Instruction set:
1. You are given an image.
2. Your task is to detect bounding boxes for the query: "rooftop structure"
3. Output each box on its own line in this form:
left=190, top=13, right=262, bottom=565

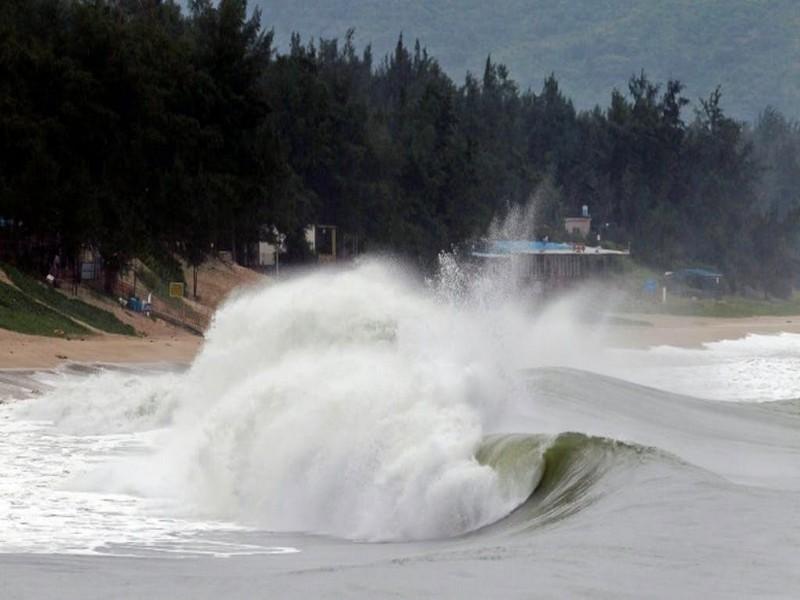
left=564, top=217, right=592, bottom=237
left=472, top=240, right=629, bottom=258
left=471, top=240, right=629, bottom=287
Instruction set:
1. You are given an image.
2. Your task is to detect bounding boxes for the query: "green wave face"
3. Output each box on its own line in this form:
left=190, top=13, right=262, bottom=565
left=476, top=434, right=549, bottom=503
left=475, top=433, right=657, bottom=535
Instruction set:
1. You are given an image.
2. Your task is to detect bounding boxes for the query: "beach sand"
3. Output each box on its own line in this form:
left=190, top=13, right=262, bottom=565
left=0, top=256, right=267, bottom=370
left=2, top=312, right=799, bottom=370
left=607, top=313, right=800, bottom=348
left=0, top=329, right=202, bottom=370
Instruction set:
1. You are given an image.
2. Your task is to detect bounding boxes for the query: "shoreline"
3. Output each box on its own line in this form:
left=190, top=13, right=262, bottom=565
left=1, top=312, right=799, bottom=371
left=607, top=313, right=800, bottom=349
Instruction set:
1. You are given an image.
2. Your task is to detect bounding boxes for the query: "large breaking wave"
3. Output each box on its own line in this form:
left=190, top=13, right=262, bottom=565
left=27, top=257, right=589, bottom=541
left=9, top=257, right=800, bottom=546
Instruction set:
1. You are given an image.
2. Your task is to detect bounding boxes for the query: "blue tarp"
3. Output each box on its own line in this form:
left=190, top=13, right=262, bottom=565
left=483, top=240, right=573, bottom=254
left=127, top=296, right=143, bottom=312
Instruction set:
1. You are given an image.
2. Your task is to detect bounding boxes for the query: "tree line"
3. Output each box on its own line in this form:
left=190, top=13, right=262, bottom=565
left=1, top=0, right=798, bottom=295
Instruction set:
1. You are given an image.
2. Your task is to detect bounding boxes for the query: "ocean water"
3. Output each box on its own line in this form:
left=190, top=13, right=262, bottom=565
left=1, top=259, right=798, bottom=599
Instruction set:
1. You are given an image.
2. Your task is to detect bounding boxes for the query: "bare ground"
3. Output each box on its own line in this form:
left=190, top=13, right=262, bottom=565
left=607, top=313, right=800, bottom=348
left=0, top=257, right=267, bottom=369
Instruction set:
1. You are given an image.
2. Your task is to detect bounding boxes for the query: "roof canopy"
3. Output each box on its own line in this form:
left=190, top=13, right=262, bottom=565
left=472, top=240, right=628, bottom=256
left=670, top=268, right=723, bottom=279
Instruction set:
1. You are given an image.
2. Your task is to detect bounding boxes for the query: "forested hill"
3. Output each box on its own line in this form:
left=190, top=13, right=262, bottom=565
left=256, top=0, right=800, bottom=122
left=2, top=0, right=799, bottom=298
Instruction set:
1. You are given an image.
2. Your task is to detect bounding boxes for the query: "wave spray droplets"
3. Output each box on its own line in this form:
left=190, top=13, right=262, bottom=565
left=5, top=253, right=800, bottom=584
left=148, top=259, right=547, bottom=540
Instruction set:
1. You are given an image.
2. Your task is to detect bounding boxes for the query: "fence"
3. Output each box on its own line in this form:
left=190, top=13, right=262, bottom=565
left=85, top=267, right=209, bottom=334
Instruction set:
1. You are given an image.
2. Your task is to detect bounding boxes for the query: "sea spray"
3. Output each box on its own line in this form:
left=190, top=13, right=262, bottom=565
left=134, top=260, right=542, bottom=540
left=14, top=256, right=612, bottom=541
left=11, top=368, right=182, bottom=435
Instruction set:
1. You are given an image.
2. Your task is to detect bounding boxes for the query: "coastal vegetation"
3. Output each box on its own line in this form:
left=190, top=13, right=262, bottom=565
left=1, top=0, right=798, bottom=301
left=256, top=0, right=800, bottom=122
left=0, top=280, right=89, bottom=337
left=657, top=296, right=800, bottom=319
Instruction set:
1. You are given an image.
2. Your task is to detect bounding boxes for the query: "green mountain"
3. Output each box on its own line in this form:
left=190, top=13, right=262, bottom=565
left=254, top=0, right=800, bottom=121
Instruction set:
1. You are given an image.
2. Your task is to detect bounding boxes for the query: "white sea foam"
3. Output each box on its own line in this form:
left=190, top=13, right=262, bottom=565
left=608, top=333, right=800, bottom=402
left=4, top=258, right=570, bottom=545
left=12, top=368, right=181, bottom=434
left=0, top=408, right=298, bottom=556
left=4, top=256, right=799, bottom=552
left=124, top=260, right=546, bottom=540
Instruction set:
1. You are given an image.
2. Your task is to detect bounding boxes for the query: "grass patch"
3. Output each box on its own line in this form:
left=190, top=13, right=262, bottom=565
left=614, top=260, right=800, bottom=318
left=631, top=294, right=800, bottom=318
left=2, top=264, right=136, bottom=335
left=0, top=281, right=88, bottom=337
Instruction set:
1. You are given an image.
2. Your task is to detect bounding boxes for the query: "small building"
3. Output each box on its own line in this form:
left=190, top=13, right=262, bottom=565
left=305, top=225, right=337, bottom=263
left=664, top=268, right=724, bottom=298
left=564, top=205, right=592, bottom=238
left=256, top=241, right=279, bottom=267
left=471, top=239, right=629, bottom=288
left=79, top=246, right=102, bottom=281
left=244, top=226, right=286, bottom=271
left=564, top=217, right=591, bottom=237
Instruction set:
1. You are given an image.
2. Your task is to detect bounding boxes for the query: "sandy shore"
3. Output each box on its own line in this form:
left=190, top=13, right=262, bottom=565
left=0, top=329, right=202, bottom=370
left=1, top=312, right=799, bottom=371
left=0, top=256, right=268, bottom=371
left=607, top=313, right=800, bottom=348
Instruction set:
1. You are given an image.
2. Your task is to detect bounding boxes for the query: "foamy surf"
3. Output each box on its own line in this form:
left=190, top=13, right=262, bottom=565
left=0, top=408, right=299, bottom=556
left=119, top=260, right=541, bottom=541
left=1, top=258, right=799, bottom=563
left=605, top=333, right=800, bottom=402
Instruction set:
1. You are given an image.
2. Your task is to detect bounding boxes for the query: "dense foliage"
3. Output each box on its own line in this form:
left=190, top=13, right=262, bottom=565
left=257, top=0, right=800, bottom=122
left=1, top=0, right=798, bottom=295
